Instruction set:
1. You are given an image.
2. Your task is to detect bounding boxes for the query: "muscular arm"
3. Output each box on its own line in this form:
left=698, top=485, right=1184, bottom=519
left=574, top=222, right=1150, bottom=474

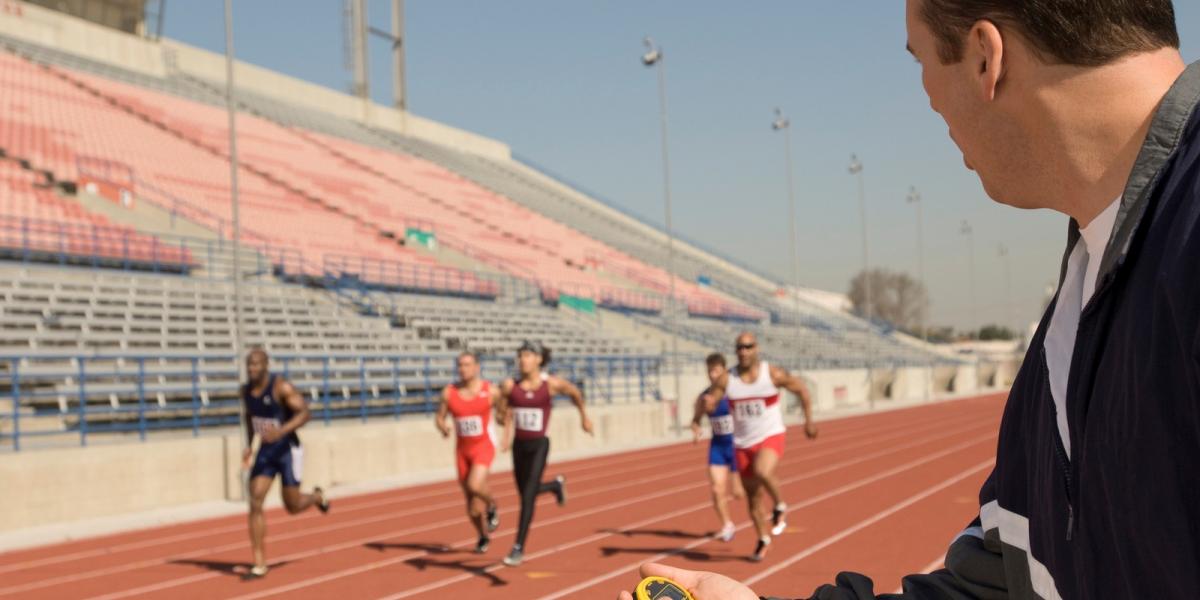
left=691, top=392, right=708, bottom=428
left=551, top=375, right=593, bottom=434
left=242, top=387, right=254, bottom=448
left=435, top=387, right=452, bottom=438
left=771, top=365, right=815, bottom=434
left=498, top=379, right=515, bottom=448
left=273, top=379, right=310, bottom=438
left=705, top=371, right=729, bottom=404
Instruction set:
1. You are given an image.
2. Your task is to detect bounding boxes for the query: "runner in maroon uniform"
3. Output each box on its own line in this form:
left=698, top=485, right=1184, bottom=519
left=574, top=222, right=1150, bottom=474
left=498, top=341, right=593, bottom=567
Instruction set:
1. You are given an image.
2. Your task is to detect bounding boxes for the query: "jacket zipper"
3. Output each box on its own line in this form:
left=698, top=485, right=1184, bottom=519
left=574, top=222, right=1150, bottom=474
left=1042, top=354, right=1076, bottom=541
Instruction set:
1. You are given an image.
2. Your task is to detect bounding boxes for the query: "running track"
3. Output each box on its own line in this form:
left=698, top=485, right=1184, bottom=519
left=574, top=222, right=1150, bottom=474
left=0, top=393, right=1006, bottom=599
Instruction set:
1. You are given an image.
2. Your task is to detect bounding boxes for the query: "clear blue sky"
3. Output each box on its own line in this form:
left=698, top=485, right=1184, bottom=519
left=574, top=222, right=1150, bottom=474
left=163, top=1, right=1200, bottom=331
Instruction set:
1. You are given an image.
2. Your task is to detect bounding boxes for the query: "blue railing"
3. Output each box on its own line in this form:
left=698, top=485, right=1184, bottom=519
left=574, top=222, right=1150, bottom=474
left=0, top=215, right=196, bottom=273
left=0, top=353, right=663, bottom=452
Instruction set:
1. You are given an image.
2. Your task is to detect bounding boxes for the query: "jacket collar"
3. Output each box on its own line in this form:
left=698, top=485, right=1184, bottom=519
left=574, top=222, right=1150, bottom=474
left=1057, top=60, right=1200, bottom=286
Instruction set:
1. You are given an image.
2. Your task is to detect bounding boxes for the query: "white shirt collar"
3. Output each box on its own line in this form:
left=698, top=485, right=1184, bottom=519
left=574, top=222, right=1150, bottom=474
left=1078, top=197, right=1121, bottom=310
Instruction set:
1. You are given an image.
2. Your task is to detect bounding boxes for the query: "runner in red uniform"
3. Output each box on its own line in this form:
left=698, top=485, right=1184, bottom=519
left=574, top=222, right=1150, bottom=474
left=436, top=351, right=508, bottom=554
left=498, top=340, right=594, bottom=567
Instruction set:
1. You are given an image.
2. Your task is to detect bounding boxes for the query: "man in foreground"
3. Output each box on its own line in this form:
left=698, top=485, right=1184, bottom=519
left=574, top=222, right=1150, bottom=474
left=621, top=0, right=1199, bottom=597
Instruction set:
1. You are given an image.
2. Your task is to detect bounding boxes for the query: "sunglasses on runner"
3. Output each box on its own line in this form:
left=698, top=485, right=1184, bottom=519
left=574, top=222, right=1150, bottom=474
left=736, top=343, right=756, bottom=351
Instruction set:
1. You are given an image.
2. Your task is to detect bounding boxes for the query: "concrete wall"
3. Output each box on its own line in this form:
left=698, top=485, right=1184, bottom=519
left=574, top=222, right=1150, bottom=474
left=0, top=401, right=669, bottom=532
left=890, top=366, right=934, bottom=402
left=0, top=435, right=229, bottom=532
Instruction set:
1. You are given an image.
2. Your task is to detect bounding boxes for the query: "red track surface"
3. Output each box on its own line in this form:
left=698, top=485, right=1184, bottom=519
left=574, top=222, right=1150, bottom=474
left=0, top=393, right=1006, bottom=599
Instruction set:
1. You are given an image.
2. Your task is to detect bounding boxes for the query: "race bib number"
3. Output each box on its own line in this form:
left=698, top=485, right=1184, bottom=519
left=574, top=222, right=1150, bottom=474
left=455, top=416, right=484, bottom=438
left=513, top=407, right=544, bottom=432
left=710, top=415, right=734, bottom=436
left=250, top=416, right=281, bottom=435
left=733, top=399, right=766, bottom=421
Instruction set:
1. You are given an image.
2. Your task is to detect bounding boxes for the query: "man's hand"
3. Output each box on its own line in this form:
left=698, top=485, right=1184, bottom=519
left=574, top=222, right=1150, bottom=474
left=691, top=422, right=702, bottom=444
left=241, top=447, right=253, bottom=471
left=437, top=422, right=451, bottom=439
left=616, top=563, right=758, bottom=600
left=805, top=421, right=818, bottom=440
left=260, top=425, right=284, bottom=445
left=582, top=415, right=595, bottom=436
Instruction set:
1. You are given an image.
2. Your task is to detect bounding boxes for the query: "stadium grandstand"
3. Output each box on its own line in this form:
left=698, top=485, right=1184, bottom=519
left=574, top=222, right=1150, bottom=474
left=0, top=0, right=992, bottom=454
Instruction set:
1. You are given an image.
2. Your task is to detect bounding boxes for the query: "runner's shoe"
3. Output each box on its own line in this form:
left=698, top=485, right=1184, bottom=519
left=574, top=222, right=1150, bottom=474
left=771, top=503, right=787, bottom=536
left=486, top=504, right=500, bottom=533
left=503, top=545, right=524, bottom=567
left=475, top=536, right=490, bottom=554
left=554, top=475, right=567, bottom=506
left=718, top=521, right=736, bottom=542
left=315, top=487, right=331, bottom=514
left=751, top=536, right=771, bottom=562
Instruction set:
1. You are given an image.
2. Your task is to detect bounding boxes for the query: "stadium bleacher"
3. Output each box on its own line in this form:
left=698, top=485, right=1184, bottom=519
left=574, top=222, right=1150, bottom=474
left=0, top=27, right=959, bottom=448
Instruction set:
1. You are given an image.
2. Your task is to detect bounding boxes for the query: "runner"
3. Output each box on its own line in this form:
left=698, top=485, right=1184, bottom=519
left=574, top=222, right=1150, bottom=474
left=690, top=353, right=745, bottom=542
left=241, top=347, right=330, bottom=579
left=705, top=332, right=817, bottom=561
left=499, top=340, right=594, bottom=567
left=435, top=351, right=507, bottom=554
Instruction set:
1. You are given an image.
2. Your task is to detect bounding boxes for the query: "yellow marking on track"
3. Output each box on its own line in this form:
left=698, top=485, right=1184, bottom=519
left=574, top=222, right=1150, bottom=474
left=526, top=571, right=558, bottom=579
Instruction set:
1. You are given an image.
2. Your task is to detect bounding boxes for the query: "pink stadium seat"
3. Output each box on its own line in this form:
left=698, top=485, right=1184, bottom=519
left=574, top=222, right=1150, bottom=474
left=0, top=50, right=758, bottom=314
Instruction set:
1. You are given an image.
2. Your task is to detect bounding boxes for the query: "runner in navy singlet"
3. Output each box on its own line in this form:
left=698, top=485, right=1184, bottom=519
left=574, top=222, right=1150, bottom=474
left=498, top=340, right=593, bottom=567
left=241, top=348, right=330, bottom=578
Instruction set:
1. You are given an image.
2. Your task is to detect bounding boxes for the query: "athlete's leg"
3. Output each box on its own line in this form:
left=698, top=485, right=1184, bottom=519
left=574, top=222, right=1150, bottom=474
left=741, top=472, right=769, bottom=540
left=533, top=438, right=563, bottom=501
left=754, top=444, right=788, bottom=535
left=708, top=465, right=733, bottom=526
left=280, top=485, right=321, bottom=515
left=248, top=475, right=273, bottom=570
left=464, top=464, right=491, bottom=538
left=729, top=465, right=746, bottom=501
left=512, top=439, right=540, bottom=549
left=754, top=447, right=785, bottom=507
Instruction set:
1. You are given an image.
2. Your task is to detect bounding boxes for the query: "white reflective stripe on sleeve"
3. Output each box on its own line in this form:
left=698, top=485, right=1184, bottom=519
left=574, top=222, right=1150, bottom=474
left=290, top=445, right=304, bottom=484
left=980, top=500, right=1062, bottom=600
left=954, top=525, right=984, bottom=542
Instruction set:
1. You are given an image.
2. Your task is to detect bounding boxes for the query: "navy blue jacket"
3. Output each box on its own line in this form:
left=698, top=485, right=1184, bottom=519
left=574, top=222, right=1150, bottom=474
left=790, top=61, right=1200, bottom=600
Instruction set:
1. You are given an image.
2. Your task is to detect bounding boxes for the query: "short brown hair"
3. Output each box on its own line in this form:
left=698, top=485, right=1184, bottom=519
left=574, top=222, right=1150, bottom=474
left=920, top=0, right=1179, bottom=66
left=705, top=353, right=726, bottom=368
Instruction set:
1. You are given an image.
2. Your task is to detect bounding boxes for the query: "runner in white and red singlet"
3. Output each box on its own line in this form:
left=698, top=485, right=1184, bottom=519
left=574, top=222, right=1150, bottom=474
left=706, top=331, right=817, bottom=561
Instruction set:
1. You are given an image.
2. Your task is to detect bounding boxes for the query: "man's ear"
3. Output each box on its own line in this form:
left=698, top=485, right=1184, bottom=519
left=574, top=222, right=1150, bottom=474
left=966, top=19, right=1005, bottom=101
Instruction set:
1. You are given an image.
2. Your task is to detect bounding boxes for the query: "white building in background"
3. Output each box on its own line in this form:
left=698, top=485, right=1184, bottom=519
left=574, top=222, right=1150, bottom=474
left=777, top=286, right=853, bottom=314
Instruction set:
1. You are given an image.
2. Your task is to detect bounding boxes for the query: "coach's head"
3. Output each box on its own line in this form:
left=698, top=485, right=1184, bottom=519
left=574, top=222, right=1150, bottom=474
left=906, top=0, right=1182, bottom=222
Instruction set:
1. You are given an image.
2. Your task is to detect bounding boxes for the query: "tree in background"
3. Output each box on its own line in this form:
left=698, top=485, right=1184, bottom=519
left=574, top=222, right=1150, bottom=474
left=847, top=269, right=929, bottom=335
left=977, top=324, right=1017, bottom=341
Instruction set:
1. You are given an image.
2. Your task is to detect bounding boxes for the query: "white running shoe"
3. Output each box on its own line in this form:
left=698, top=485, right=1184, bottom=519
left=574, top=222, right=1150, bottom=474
left=718, top=521, right=736, bottom=542
left=771, top=503, right=788, bottom=536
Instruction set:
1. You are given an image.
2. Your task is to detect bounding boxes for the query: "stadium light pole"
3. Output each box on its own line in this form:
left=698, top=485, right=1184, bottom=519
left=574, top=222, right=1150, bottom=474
left=224, top=0, right=248, bottom=473
left=998, top=243, right=1012, bottom=335
left=641, top=37, right=681, bottom=434
left=848, top=154, right=874, bottom=409
left=961, top=220, right=977, bottom=336
left=772, top=108, right=804, bottom=371
left=906, top=186, right=927, bottom=343
left=907, top=186, right=931, bottom=401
